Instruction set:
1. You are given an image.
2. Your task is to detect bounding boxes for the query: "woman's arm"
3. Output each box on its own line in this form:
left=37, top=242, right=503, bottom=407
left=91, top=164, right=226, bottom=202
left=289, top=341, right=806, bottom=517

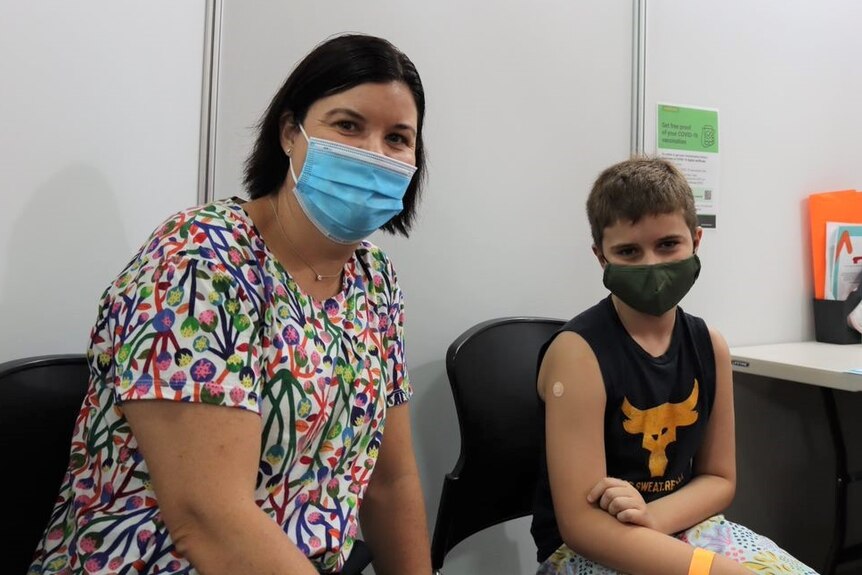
left=359, top=403, right=431, bottom=575
left=543, top=332, right=750, bottom=575
left=123, top=400, right=320, bottom=575
left=643, top=327, right=737, bottom=534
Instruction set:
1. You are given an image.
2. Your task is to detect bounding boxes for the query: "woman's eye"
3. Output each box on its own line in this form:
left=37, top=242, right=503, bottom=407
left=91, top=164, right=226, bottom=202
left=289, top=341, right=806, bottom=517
left=386, top=133, right=410, bottom=146
left=335, top=120, right=357, bottom=131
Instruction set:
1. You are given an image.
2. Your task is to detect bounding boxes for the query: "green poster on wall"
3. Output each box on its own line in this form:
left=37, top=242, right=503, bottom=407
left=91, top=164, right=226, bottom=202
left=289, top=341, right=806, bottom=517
left=656, top=104, right=720, bottom=228
left=657, top=105, right=719, bottom=153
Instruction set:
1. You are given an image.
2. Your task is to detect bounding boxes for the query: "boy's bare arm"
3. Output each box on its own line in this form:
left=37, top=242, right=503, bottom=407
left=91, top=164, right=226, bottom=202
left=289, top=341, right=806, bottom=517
left=543, top=333, right=750, bottom=575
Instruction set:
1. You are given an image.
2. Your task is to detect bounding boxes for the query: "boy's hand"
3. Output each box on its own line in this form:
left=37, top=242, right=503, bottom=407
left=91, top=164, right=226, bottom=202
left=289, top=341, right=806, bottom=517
left=587, top=477, right=656, bottom=530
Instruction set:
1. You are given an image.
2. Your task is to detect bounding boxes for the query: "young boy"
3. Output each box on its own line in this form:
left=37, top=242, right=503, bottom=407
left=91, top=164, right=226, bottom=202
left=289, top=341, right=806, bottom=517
left=531, top=158, right=818, bottom=575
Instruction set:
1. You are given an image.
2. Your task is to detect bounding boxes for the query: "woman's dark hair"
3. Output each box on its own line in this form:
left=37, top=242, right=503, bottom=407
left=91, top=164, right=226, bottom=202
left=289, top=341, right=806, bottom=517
left=244, top=33, right=426, bottom=237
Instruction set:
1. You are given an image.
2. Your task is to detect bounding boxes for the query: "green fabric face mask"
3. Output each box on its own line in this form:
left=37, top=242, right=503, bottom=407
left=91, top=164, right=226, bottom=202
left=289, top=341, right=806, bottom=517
left=602, top=254, right=701, bottom=316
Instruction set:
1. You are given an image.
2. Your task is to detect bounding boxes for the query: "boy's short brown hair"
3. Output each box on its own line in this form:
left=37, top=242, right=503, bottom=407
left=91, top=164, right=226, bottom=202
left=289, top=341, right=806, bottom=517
left=586, top=156, right=698, bottom=250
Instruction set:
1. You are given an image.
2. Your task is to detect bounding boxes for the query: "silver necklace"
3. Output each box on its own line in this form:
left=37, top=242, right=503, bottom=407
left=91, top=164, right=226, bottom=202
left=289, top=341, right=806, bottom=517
left=268, top=195, right=341, bottom=282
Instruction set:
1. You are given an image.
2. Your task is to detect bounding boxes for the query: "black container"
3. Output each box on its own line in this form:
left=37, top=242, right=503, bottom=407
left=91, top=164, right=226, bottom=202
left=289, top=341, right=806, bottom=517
left=813, top=292, right=862, bottom=344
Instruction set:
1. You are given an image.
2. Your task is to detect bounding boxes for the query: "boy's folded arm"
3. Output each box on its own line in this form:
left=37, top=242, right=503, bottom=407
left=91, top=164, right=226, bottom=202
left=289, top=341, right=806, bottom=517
left=645, top=325, right=739, bottom=534
left=542, top=333, right=750, bottom=575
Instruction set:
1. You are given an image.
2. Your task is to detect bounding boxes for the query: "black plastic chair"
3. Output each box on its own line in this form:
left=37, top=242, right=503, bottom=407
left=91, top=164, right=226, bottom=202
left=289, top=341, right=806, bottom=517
left=0, top=354, right=372, bottom=574
left=0, top=354, right=90, bottom=575
left=341, top=539, right=372, bottom=575
left=431, top=317, right=565, bottom=572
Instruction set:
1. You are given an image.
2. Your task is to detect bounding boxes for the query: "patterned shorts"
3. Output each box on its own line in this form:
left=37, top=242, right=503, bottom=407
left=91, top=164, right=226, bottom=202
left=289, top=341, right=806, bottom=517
left=537, top=515, right=820, bottom=575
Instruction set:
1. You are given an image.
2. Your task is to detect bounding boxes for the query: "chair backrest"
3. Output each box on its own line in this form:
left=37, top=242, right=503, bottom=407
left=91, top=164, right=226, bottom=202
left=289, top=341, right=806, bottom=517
left=431, top=317, right=564, bottom=570
left=0, top=354, right=89, bottom=574
left=0, top=354, right=379, bottom=575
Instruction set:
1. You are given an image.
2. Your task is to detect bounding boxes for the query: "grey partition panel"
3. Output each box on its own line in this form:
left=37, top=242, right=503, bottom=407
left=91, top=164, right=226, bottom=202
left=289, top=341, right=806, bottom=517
left=645, top=2, right=862, bottom=571
left=644, top=0, right=862, bottom=346
left=0, top=1, right=206, bottom=362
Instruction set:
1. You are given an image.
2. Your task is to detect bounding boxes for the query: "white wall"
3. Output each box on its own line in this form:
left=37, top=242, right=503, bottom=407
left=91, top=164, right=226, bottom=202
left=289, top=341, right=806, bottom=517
left=10, top=1, right=859, bottom=572
left=642, top=3, right=862, bottom=570
left=213, top=1, right=633, bottom=573
left=0, top=1, right=206, bottom=362
left=644, top=0, right=862, bottom=347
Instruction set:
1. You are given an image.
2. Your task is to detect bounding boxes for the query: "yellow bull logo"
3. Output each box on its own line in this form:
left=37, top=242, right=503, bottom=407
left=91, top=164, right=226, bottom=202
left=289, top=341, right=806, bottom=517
left=621, top=380, right=699, bottom=477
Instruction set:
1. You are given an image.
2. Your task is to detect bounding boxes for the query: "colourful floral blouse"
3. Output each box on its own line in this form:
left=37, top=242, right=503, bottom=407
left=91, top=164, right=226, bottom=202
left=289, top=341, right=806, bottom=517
left=29, top=198, right=411, bottom=574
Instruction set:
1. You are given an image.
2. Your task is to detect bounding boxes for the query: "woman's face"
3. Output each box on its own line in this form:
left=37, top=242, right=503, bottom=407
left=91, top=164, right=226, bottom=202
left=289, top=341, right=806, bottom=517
left=282, top=81, right=419, bottom=178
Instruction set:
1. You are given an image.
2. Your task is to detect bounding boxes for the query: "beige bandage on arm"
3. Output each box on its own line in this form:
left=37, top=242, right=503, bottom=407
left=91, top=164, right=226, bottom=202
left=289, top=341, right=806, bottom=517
left=552, top=381, right=565, bottom=397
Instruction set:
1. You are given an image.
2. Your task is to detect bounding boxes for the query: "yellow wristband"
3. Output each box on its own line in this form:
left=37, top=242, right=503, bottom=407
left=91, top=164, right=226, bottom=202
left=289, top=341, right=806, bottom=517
left=688, top=548, right=716, bottom=575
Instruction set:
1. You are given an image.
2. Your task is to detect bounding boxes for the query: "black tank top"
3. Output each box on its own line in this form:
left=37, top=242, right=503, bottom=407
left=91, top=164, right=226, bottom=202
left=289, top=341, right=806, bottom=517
left=531, top=296, right=716, bottom=562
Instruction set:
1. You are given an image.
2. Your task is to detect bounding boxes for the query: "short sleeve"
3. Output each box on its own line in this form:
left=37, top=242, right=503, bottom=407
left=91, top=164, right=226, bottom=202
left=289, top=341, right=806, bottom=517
left=106, top=253, right=264, bottom=412
left=383, top=270, right=411, bottom=407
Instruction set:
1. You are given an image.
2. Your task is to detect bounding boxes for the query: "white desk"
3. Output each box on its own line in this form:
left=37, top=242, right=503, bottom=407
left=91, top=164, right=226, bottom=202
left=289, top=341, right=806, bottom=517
left=730, top=341, right=862, bottom=393
left=730, top=341, right=862, bottom=573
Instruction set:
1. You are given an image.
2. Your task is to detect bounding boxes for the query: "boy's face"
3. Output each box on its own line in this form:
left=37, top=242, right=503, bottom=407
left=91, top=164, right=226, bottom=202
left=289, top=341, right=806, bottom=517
left=595, top=210, right=702, bottom=266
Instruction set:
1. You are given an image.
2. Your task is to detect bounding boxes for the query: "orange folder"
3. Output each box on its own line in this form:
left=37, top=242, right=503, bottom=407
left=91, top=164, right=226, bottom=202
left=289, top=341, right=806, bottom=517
left=809, top=189, right=862, bottom=299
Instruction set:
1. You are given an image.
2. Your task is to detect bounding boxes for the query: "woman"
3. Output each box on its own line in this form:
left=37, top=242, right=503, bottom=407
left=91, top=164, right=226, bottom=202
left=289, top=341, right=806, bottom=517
left=30, top=33, right=432, bottom=575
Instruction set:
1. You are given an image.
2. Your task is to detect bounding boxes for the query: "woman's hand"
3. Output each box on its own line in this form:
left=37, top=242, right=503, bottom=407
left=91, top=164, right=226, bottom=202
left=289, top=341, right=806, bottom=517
left=587, top=477, right=656, bottom=529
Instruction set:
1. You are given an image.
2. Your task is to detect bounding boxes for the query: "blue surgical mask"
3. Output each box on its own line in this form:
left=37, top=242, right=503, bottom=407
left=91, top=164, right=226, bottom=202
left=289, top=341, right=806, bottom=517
left=289, top=124, right=417, bottom=244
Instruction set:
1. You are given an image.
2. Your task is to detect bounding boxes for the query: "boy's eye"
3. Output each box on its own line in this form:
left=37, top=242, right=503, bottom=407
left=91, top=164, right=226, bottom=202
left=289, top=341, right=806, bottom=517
left=658, top=239, right=681, bottom=250
left=617, top=247, right=638, bottom=257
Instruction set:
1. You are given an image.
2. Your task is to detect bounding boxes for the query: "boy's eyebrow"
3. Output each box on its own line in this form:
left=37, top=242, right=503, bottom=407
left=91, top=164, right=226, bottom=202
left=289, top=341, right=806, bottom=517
left=608, top=234, right=685, bottom=250
left=657, top=234, right=686, bottom=242
left=608, top=241, right=638, bottom=251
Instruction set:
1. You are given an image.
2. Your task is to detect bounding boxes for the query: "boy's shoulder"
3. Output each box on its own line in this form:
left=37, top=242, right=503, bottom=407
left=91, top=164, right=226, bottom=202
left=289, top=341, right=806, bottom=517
left=564, top=297, right=615, bottom=334
left=676, top=305, right=713, bottom=335
left=540, top=298, right=615, bottom=362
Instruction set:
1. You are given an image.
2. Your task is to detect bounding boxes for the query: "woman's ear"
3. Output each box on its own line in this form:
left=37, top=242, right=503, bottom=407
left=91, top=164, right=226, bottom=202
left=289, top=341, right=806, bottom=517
left=279, top=112, right=297, bottom=156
